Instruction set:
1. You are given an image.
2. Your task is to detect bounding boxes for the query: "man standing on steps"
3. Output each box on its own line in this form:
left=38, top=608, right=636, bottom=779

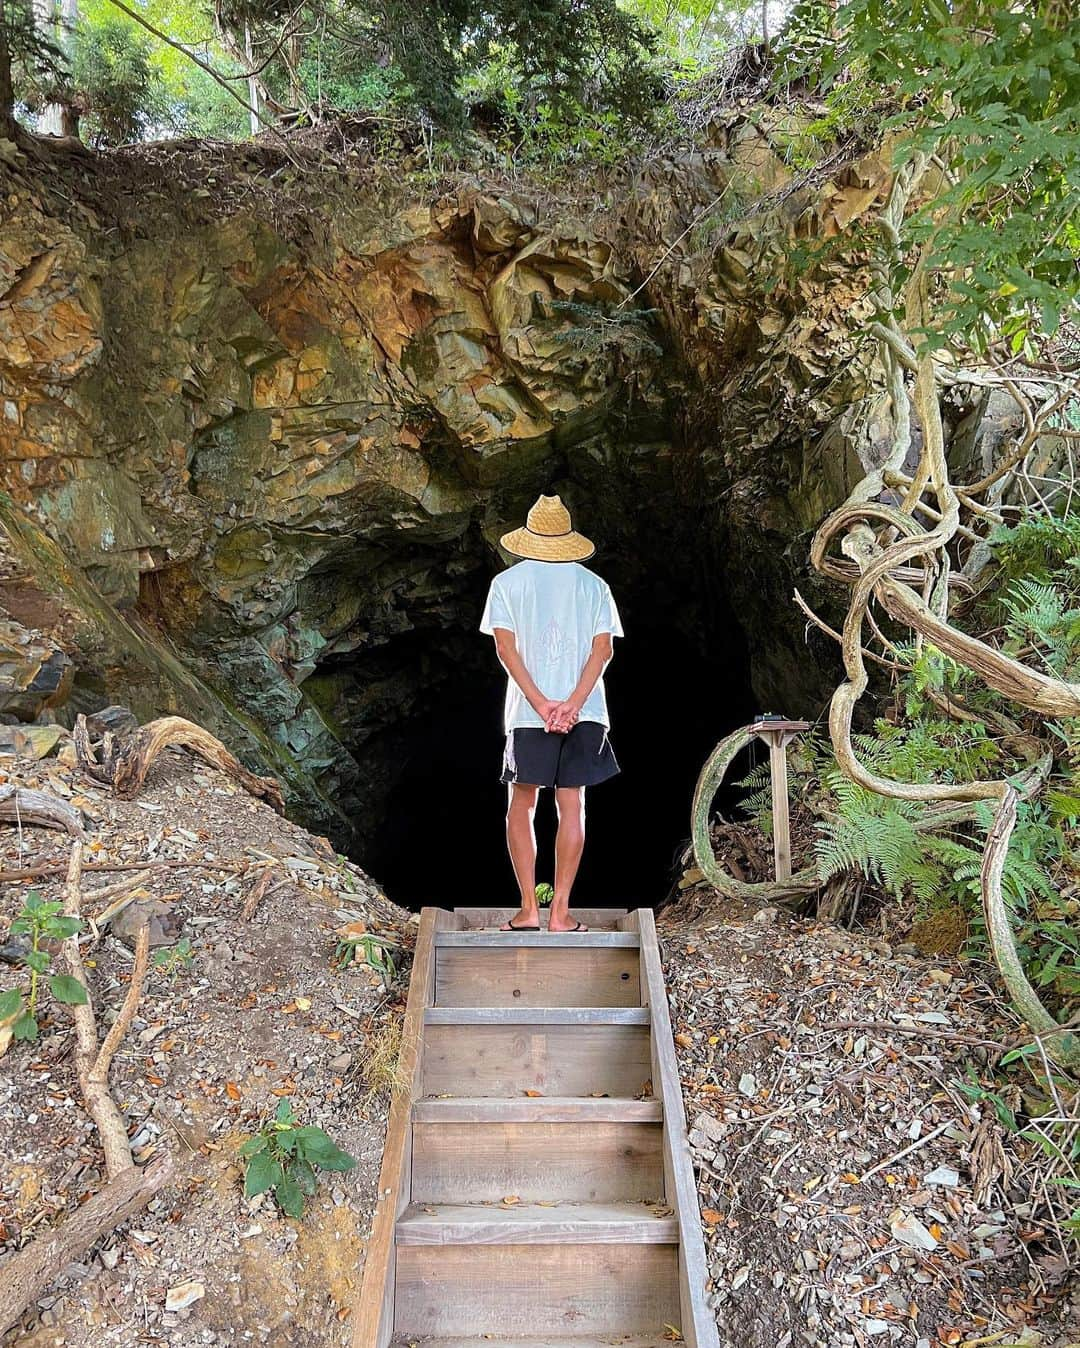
left=480, top=495, right=622, bottom=934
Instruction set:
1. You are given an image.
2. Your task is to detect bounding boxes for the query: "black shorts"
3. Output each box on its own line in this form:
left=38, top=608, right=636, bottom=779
left=501, top=722, right=620, bottom=789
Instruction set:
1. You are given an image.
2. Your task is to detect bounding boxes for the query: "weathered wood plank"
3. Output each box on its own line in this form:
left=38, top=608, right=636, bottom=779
left=412, top=1096, right=663, bottom=1123
left=435, top=945, right=641, bottom=1007
left=637, top=907, right=720, bottom=1348
left=350, top=906, right=439, bottom=1348
left=390, top=1338, right=667, bottom=1348
left=452, top=907, right=627, bottom=930
left=435, top=931, right=640, bottom=948
left=394, top=1243, right=679, bottom=1337
left=412, top=1119, right=664, bottom=1202
left=424, top=1007, right=650, bottom=1026
left=396, top=1200, right=679, bottom=1245
left=422, top=1023, right=653, bottom=1098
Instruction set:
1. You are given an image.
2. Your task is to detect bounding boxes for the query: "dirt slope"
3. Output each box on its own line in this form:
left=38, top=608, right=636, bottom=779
left=661, top=901, right=1079, bottom=1348
left=0, top=745, right=411, bottom=1348
left=1, top=737, right=1076, bottom=1348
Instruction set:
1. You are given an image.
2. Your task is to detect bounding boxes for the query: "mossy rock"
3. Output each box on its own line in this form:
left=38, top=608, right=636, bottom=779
left=907, top=907, right=969, bottom=957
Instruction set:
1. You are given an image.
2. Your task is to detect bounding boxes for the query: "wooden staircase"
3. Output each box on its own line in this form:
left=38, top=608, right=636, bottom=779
left=352, top=907, right=719, bottom=1348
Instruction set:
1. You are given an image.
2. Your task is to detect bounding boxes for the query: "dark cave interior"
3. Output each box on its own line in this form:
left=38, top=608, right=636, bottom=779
left=359, top=507, right=761, bottom=913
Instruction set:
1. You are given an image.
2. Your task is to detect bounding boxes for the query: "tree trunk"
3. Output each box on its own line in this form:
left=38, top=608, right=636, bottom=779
left=35, top=0, right=79, bottom=139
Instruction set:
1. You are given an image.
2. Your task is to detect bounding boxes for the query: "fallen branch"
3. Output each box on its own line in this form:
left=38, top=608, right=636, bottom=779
left=0, top=1155, right=173, bottom=1338
left=241, top=865, right=275, bottom=922
left=0, top=858, right=244, bottom=883
left=0, top=787, right=84, bottom=837
left=59, top=840, right=145, bottom=1180
left=828, top=1019, right=1012, bottom=1052
left=858, top=1119, right=954, bottom=1183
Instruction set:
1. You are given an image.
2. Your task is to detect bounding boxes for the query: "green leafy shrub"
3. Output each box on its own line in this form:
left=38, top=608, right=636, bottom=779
left=152, top=938, right=194, bottom=981
left=1, top=891, right=88, bottom=1044
left=535, top=882, right=554, bottom=907
left=72, top=14, right=163, bottom=145
left=333, top=931, right=399, bottom=986
left=240, top=1099, right=357, bottom=1218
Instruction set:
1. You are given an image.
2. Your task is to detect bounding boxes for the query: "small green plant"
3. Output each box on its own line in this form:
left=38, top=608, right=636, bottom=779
left=535, top=883, right=554, bottom=908
left=152, top=938, right=194, bottom=981
left=239, top=1099, right=357, bottom=1218
left=0, top=891, right=88, bottom=1044
left=333, top=932, right=399, bottom=986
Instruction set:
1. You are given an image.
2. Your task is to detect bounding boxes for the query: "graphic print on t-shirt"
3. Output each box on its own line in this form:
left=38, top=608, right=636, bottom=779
left=538, top=616, right=566, bottom=666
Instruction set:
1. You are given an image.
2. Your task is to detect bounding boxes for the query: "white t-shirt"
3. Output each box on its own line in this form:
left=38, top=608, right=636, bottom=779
left=480, top=560, right=623, bottom=732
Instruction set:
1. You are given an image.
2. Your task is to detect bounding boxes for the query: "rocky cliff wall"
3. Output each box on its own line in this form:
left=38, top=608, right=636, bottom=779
left=0, top=113, right=952, bottom=851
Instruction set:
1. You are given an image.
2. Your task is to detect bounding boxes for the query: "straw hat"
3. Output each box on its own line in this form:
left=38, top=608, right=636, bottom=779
left=499, top=495, right=595, bottom=563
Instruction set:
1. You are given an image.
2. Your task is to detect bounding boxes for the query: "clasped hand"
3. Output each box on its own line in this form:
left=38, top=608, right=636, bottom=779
left=538, top=698, right=580, bottom=734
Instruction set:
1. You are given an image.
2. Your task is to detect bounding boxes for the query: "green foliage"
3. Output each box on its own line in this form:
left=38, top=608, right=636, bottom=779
left=152, top=937, right=194, bottom=980
left=3, top=890, right=87, bottom=1046
left=990, top=514, right=1080, bottom=588
left=957, top=1053, right=1080, bottom=1243
left=72, top=14, right=160, bottom=145
left=333, top=930, right=398, bottom=985
left=239, top=1098, right=356, bottom=1218
left=548, top=300, right=662, bottom=361
left=535, top=882, right=554, bottom=907
left=775, top=0, right=1080, bottom=348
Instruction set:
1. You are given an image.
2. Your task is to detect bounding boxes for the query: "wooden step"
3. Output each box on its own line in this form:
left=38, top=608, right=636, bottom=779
left=391, top=1337, right=668, bottom=1347
left=397, top=1200, right=678, bottom=1245
left=394, top=1243, right=679, bottom=1337
left=412, top=1114, right=664, bottom=1203
left=435, top=931, right=640, bottom=948
left=422, top=1021, right=653, bottom=1099
left=413, top=1096, right=663, bottom=1123
left=453, top=907, right=628, bottom=930
left=435, top=943, right=641, bottom=1007
left=425, top=1008, right=649, bottom=1026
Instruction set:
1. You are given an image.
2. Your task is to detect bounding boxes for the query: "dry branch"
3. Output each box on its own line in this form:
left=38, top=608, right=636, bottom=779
left=0, top=1155, right=173, bottom=1337
left=59, top=840, right=144, bottom=1180
left=241, top=865, right=274, bottom=922
left=0, top=858, right=243, bottom=884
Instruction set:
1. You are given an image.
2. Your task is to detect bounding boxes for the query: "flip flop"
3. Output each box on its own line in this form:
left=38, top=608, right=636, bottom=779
left=549, top=921, right=587, bottom=932
left=501, top=918, right=541, bottom=931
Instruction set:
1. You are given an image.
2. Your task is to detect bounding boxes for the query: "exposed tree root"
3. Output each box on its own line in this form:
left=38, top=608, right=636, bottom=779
left=0, top=786, right=84, bottom=836
left=806, top=248, right=1080, bottom=1067
left=691, top=724, right=821, bottom=903
left=76, top=713, right=285, bottom=813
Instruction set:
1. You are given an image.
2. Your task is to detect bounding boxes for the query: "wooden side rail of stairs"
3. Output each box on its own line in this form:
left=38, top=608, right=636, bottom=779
left=351, top=906, right=719, bottom=1348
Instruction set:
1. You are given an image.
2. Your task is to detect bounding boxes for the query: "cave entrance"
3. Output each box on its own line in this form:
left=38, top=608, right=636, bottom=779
left=361, top=527, right=758, bottom=913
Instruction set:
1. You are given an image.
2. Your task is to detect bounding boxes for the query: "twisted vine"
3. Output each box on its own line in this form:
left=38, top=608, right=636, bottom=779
left=692, top=156, right=1079, bottom=1067
left=808, top=258, right=1079, bottom=1067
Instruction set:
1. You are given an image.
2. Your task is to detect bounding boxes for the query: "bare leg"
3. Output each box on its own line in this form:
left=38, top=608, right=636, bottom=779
left=549, top=786, right=587, bottom=933
left=502, top=783, right=540, bottom=929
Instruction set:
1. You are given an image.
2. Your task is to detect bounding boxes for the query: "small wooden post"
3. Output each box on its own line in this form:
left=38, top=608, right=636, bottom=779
left=748, top=717, right=811, bottom=884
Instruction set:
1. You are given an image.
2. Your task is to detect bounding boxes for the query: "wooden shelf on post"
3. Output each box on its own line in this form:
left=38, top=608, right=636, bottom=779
left=747, top=717, right=811, bottom=884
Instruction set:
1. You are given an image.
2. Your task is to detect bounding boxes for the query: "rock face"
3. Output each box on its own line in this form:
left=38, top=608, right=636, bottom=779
left=0, top=113, right=941, bottom=851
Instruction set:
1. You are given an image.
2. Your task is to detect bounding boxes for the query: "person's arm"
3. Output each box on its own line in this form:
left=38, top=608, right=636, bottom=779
left=492, top=628, right=561, bottom=725
left=548, top=632, right=614, bottom=732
